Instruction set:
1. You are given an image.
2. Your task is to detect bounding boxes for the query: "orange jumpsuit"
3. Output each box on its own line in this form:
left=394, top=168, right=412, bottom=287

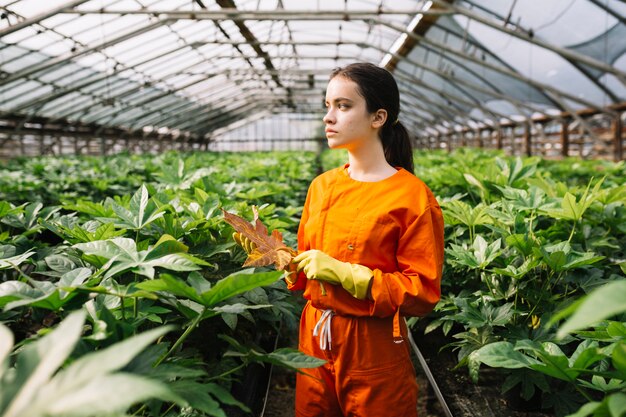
left=287, top=164, right=444, bottom=417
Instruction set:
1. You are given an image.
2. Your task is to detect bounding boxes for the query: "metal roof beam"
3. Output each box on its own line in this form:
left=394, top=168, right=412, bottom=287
left=60, top=8, right=448, bottom=19
left=375, top=17, right=617, bottom=115
left=0, top=20, right=167, bottom=87
left=432, top=0, right=626, bottom=84
left=0, top=0, right=90, bottom=38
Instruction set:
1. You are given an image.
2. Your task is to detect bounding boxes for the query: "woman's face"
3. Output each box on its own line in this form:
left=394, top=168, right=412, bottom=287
left=323, top=76, right=379, bottom=150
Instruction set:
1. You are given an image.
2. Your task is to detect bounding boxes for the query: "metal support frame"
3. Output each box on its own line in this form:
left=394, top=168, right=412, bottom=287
left=431, top=0, right=626, bottom=84
left=561, top=119, right=570, bottom=158
left=615, top=113, right=623, bottom=162
left=0, top=0, right=90, bottom=37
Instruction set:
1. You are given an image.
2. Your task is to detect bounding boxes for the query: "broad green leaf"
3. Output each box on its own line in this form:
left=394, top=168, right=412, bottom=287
left=204, top=382, right=249, bottom=411
left=558, top=280, right=626, bottom=338
left=31, top=374, right=183, bottom=417
left=565, top=401, right=602, bottom=417
left=442, top=200, right=493, bottom=228
left=144, top=253, right=205, bottom=272
left=201, top=270, right=282, bottom=307
left=569, top=341, right=604, bottom=371
left=44, top=255, right=76, bottom=273
left=0, top=250, right=35, bottom=270
left=471, top=341, right=540, bottom=369
left=137, top=274, right=203, bottom=303
left=211, top=303, right=272, bottom=314
left=0, top=323, right=13, bottom=379
left=38, top=325, right=173, bottom=402
left=170, top=380, right=226, bottom=417
left=130, top=184, right=150, bottom=228
left=608, top=393, right=626, bottom=417
left=264, top=348, right=327, bottom=369
left=542, top=178, right=603, bottom=222
left=59, top=268, right=93, bottom=292
left=3, top=311, right=86, bottom=417
left=74, top=240, right=120, bottom=259
left=0, top=281, right=40, bottom=307
left=613, top=343, right=626, bottom=378
left=146, top=234, right=188, bottom=260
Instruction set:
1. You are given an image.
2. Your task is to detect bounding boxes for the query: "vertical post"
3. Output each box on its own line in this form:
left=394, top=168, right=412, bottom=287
left=476, top=128, right=483, bottom=148
left=496, top=126, right=502, bottom=150
left=561, top=119, right=569, bottom=158
left=524, top=122, right=532, bottom=157
left=614, top=113, right=623, bottom=162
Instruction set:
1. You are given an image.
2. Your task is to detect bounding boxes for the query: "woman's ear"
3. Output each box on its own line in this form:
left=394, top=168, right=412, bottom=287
left=371, top=109, right=388, bottom=129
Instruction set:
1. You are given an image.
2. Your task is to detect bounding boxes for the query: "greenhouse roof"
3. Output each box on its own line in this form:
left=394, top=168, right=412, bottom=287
left=1, top=0, right=625, bottom=142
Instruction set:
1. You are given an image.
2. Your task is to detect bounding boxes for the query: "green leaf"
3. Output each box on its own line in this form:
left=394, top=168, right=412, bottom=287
left=558, top=280, right=626, bottom=338
left=264, top=348, right=327, bottom=369
left=3, top=311, right=86, bottom=417
left=201, top=270, right=282, bottom=307
left=565, top=401, right=602, bottom=417
left=608, top=393, right=626, bottom=417
left=170, top=380, right=226, bottom=417
left=612, top=343, right=626, bottom=379
left=35, top=374, right=183, bottom=417
left=470, top=341, right=540, bottom=369
left=0, top=323, right=13, bottom=379
left=212, top=303, right=272, bottom=314
left=0, top=250, right=35, bottom=270
left=137, top=274, right=203, bottom=304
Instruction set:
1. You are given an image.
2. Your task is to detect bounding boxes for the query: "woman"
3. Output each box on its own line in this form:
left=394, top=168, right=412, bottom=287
left=288, top=62, right=445, bottom=417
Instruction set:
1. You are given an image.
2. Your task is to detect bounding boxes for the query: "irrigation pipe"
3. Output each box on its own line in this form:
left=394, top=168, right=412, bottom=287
left=259, top=322, right=282, bottom=417
left=406, top=319, right=455, bottom=417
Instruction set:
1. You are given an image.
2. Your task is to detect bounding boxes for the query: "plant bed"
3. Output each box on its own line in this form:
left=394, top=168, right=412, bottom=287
left=412, top=321, right=554, bottom=417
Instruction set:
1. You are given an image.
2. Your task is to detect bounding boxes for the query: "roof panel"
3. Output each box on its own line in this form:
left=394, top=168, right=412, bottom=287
left=0, top=0, right=623, bottom=140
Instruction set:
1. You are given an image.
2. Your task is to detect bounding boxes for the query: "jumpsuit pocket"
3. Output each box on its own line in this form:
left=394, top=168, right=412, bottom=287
left=343, top=361, right=418, bottom=417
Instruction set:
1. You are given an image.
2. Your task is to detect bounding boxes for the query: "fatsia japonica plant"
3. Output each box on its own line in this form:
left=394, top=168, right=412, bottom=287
left=412, top=150, right=626, bottom=416
left=0, top=151, right=323, bottom=416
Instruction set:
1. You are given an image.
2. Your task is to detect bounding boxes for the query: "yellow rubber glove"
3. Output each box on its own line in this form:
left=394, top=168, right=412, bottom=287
left=293, top=249, right=373, bottom=300
left=232, top=232, right=257, bottom=254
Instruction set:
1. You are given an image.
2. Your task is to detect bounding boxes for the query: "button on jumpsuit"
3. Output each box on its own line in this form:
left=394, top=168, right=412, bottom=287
left=287, top=165, right=444, bottom=417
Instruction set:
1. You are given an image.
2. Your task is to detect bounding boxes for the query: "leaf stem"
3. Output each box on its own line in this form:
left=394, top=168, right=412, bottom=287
left=207, top=362, right=247, bottom=381
left=155, top=307, right=206, bottom=367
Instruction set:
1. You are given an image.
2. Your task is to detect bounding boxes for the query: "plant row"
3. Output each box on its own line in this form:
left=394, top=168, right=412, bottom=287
left=416, top=149, right=625, bottom=417
left=0, top=151, right=322, bottom=417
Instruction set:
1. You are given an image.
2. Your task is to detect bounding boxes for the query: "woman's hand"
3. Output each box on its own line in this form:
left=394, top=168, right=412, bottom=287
left=293, top=250, right=373, bottom=300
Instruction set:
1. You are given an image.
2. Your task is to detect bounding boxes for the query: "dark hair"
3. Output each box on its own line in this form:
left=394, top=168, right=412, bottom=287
left=330, top=62, right=414, bottom=174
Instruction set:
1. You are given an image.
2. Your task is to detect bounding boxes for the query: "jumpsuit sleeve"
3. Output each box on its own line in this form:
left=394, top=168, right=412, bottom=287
left=286, top=185, right=312, bottom=291
left=368, top=200, right=444, bottom=318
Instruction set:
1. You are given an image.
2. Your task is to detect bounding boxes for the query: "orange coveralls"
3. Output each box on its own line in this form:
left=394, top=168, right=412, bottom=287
left=287, top=164, right=444, bottom=417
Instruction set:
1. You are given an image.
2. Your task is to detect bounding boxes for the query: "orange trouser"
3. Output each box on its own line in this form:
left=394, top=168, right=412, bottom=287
left=295, top=303, right=419, bottom=417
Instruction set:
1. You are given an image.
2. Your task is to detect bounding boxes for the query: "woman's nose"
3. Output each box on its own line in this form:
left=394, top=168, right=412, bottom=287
left=323, top=110, right=334, bottom=124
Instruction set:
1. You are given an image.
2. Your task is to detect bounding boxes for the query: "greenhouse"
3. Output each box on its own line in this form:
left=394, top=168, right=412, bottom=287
left=1, top=1, right=625, bottom=417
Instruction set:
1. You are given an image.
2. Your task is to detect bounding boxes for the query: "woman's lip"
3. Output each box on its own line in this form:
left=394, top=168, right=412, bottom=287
left=325, top=129, right=337, bottom=133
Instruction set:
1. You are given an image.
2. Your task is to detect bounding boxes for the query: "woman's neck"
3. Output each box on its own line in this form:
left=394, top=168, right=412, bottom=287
left=347, top=143, right=397, bottom=182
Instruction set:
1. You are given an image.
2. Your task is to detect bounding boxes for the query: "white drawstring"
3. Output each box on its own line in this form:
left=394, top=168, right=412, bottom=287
left=313, top=309, right=335, bottom=350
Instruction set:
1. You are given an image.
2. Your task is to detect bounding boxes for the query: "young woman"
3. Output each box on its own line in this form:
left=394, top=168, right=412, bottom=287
left=287, top=62, right=445, bottom=417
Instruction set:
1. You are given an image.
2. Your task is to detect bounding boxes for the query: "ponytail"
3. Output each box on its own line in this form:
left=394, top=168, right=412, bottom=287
left=382, top=120, right=414, bottom=174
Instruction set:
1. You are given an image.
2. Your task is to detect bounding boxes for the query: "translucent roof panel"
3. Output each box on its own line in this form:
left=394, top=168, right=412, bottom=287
left=0, top=0, right=624, bottom=141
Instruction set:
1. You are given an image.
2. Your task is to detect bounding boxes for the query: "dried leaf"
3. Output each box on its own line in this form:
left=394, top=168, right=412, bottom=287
left=222, top=207, right=296, bottom=271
